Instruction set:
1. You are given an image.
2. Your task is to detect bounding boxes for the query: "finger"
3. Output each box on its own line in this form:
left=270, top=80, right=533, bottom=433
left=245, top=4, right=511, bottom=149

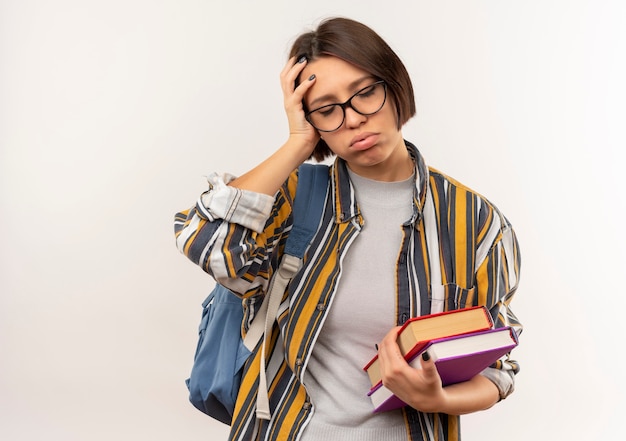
left=379, top=326, right=401, bottom=350
left=279, top=56, right=299, bottom=85
left=280, top=56, right=309, bottom=95
left=280, top=56, right=297, bottom=77
left=378, top=326, right=405, bottom=367
left=283, top=75, right=316, bottom=122
left=419, top=350, right=441, bottom=383
left=292, top=72, right=316, bottom=103
left=381, top=326, right=402, bottom=347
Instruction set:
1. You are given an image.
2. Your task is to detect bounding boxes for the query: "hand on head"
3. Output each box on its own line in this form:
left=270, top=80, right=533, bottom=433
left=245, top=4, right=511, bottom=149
left=280, top=56, right=319, bottom=157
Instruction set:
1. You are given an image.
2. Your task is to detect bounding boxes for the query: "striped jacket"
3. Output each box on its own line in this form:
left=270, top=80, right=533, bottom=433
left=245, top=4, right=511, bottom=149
left=174, top=141, right=522, bottom=441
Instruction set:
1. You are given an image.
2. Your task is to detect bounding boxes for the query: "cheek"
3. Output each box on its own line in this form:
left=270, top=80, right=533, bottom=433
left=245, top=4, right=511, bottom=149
left=371, top=102, right=399, bottom=132
left=318, top=133, right=345, bottom=154
left=319, top=132, right=335, bottom=145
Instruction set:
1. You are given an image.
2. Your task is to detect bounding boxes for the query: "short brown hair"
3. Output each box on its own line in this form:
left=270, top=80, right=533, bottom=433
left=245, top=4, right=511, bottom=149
left=289, top=17, right=416, bottom=161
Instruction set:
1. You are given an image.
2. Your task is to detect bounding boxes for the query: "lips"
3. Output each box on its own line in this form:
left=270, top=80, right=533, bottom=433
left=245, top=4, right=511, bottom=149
left=350, top=132, right=379, bottom=150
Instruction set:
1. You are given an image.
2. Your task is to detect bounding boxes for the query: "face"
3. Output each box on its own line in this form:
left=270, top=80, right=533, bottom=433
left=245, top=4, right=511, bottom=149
left=302, top=56, right=411, bottom=181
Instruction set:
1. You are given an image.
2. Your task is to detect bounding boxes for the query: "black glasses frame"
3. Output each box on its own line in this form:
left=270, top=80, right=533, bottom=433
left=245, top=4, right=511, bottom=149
left=305, top=80, right=387, bottom=132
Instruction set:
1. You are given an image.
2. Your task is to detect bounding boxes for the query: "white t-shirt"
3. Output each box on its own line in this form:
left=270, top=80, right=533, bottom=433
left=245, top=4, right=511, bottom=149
left=301, top=169, right=415, bottom=441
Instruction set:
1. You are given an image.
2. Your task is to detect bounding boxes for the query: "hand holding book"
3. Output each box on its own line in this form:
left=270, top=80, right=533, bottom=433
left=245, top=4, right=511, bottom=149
left=363, top=306, right=494, bottom=387
left=376, top=347, right=512, bottom=415
left=365, top=307, right=519, bottom=413
left=374, top=330, right=450, bottom=414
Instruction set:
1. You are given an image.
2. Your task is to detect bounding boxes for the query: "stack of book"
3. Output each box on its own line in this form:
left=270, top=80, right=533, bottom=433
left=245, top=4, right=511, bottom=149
left=363, top=306, right=518, bottom=412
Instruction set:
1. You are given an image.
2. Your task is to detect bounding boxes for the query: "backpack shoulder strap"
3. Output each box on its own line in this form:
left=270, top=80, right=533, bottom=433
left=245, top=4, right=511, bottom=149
left=244, top=163, right=329, bottom=350
left=245, top=163, right=329, bottom=420
left=284, top=163, right=329, bottom=258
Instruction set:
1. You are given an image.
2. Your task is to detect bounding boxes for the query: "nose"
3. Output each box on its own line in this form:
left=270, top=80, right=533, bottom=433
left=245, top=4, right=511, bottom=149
left=343, top=105, right=367, bottom=129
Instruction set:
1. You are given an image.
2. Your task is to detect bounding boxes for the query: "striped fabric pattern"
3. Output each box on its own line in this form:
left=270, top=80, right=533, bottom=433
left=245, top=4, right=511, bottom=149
left=174, top=141, right=522, bottom=441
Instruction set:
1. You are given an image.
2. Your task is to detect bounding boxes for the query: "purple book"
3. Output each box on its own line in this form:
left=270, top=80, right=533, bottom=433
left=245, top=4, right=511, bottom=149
left=368, top=326, right=519, bottom=413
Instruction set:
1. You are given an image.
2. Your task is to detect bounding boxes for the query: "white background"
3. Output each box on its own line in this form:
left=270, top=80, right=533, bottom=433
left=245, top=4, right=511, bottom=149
left=1, top=1, right=624, bottom=440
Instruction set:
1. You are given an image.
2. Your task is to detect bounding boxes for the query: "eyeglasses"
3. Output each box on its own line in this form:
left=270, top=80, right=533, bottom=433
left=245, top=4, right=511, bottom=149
left=305, top=80, right=387, bottom=132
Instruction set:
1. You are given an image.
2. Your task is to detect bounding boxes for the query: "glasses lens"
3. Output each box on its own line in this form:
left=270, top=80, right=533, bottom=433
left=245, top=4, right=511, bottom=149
left=307, top=81, right=386, bottom=132
left=307, top=104, right=344, bottom=132
left=350, top=82, right=386, bottom=115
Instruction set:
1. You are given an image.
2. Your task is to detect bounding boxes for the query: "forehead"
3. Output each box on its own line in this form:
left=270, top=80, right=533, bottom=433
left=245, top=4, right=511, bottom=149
left=302, top=56, right=373, bottom=103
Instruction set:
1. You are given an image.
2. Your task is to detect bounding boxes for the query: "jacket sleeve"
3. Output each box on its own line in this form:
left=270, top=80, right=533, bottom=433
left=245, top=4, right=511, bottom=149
left=173, top=171, right=297, bottom=298
left=475, top=208, right=522, bottom=400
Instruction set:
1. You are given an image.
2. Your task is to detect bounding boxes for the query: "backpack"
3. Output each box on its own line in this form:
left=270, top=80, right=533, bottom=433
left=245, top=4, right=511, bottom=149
left=186, top=163, right=329, bottom=424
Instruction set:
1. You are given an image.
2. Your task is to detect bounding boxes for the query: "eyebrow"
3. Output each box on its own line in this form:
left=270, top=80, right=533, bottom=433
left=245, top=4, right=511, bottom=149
left=308, top=75, right=376, bottom=109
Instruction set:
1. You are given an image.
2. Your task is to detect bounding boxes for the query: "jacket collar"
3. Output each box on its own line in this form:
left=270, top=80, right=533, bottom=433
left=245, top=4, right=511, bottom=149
left=330, top=140, right=429, bottom=228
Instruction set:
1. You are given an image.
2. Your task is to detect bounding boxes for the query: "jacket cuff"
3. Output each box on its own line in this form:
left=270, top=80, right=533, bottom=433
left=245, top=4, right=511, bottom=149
left=480, top=367, right=515, bottom=401
left=196, top=172, right=275, bottom=233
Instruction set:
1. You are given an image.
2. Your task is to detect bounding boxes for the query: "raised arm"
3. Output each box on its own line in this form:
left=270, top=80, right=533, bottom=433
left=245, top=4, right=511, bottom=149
left=228, top=56, right=319, bottom=195
left=174, top=57, right=321, bottom=296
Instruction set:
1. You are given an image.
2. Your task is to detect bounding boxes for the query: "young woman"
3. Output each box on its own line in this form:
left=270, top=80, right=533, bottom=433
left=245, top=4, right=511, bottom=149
left=175, top=17, right=522, bottom=441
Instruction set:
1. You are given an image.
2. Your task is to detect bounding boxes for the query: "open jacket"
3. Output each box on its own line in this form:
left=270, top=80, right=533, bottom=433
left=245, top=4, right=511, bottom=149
left=174, top=141, right=522, bottom=441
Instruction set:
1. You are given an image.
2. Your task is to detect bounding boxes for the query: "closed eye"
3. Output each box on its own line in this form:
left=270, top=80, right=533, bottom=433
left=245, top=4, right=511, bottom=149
left=356, top=84, right=377, bottom=98
left=316, top=105, right=339, bottom=118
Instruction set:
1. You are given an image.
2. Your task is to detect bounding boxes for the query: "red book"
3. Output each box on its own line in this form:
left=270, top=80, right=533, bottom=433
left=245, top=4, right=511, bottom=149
left=367, top=326, right=519, bottom=413
left=363, top=306, right=493, bottom=387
